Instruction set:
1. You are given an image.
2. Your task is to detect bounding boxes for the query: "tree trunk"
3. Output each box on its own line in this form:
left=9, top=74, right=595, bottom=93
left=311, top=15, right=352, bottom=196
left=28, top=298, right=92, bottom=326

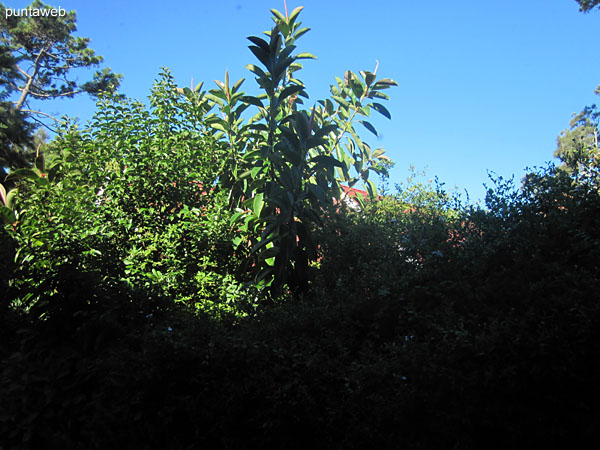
left=14, top=46, right=47, bottom=111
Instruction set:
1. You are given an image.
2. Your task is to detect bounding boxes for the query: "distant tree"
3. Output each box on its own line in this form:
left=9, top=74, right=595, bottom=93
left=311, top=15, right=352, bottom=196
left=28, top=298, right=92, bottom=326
left=0, top=0, right=121, bottom=125
left=575, top=0, right=600, bottom=12
left=0, top=0, right=120, bottom=181
left=561, top=1, right=599, bottom=182
left=1, top=45, right=33, bottom=181
left=555, top=86, right=600, bottom=183
left=0, top=104, right=34, bottom=181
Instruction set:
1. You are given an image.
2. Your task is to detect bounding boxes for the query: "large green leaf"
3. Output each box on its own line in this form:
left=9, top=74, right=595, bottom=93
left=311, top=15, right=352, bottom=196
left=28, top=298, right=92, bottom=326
left=294, top=27, right=311, bottom=40
left=372, top=78, right=398, bottom=90
left=5, top=168, right=41, bottom=183
left=231, top=78, right=245, bottom=94
left=288, top=6, right=304, bottom=24
left=209, top=122, right=227, bottom=133
left=248, top=45, right=271, bottom=69
left=270, top=8, right=287, bottom=22
left=365, top=179, right=377, bottom=199
left=246, top=64, right=268, bottom=80
left=258, top=246, right=280, bottom=261
left=371, top=102, right=392, bottom=119
left=332, top=95, right=350, bottom=109
left=360, top=120, right=378, bottom=136
left=247, top=36, right=269, bottom=51
left=368, top=90, right=390, bottom=100
left=310, top=155, right=344, bottom=169
left=0, top=206, right=16, bottom=225
left=35, top=153, right=45, bottom=173
left=361, top=70, right=376, bottom=87
left=296, top=52, right=317, bottom=60
left=371, top=148, right=387, bottom=159
left=253, top=192, right=265, bottom=217
left=350, top=79, right=365, bottom=99
left=279, top=45, right=297, bottom=61
left=277, top=85, right=305, bottom=107
left=313, top=124, right=338, bottom=139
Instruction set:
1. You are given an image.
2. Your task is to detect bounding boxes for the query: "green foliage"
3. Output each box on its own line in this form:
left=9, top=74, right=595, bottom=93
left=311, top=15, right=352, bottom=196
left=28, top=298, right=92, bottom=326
left=0, top=1, right=122, bottom=112
left=0, top=101, right=34, bottom=177
left=316, top=170, right=464, bottom=303
left=4, top=69, right=255, bottom=318
left=3, top=6, right=600, bottom=448
left=0, top=0, right=121, bottom=203
left=5, top=5, right=398, bottom=299
left=555, top=86, right=600, bottom=185
left=575, top=0, right=600, bottom=12
left=210, top=7, right=397, bottom=294
left=3, top=165, right=600, bottom=450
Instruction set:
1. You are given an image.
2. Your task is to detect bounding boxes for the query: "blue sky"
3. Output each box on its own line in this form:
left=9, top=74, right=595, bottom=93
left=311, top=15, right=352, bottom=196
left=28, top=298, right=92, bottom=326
left=6, top=0, right=600, bottom=202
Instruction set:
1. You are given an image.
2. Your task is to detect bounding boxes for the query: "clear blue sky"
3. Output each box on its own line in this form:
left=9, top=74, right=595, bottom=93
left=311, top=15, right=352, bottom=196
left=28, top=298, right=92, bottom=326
left=7, top=0, right=600, bottom=202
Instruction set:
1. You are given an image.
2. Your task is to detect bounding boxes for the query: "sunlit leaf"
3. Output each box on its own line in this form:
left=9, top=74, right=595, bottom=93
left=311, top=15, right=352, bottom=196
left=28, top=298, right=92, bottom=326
left=294, top=27, right=311, bottom=40
left=246, top=64, right=268, bottom=80
left=210, top=122, right=227, bottom=132
left=367, top=90, right=390, bottom=100
left=253, top=192, right=265, bottom=217
left=366, top=179, right=377, bottom=199
left=344, top=70, right=354, bottom=85
left=288, top=6, right=304, bottom=24
left=296, top=52, right=317, bottom=60
left=371, top=148, right=387, bottom=159
left=332, top=95, right=349, bottom=109
left=231, top=78, right=245, bottom=94
left=278, top=21, right=290, bottom=37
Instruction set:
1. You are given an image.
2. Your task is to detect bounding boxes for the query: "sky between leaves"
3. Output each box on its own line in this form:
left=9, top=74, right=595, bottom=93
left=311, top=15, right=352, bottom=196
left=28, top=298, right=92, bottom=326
left=5, top=0, right=600, bottom=202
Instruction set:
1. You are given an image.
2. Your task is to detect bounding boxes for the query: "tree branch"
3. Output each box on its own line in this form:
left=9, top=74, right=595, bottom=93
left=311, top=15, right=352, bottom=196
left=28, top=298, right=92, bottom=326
left=15, top=45, right=49, bottom=110
left=15, top=64, right=30, bottom=79
left=26, top=88, right=84, bottom=99
left=24, top=112, right=60, bottom=134
left=20, top=109, right=64, bottom=123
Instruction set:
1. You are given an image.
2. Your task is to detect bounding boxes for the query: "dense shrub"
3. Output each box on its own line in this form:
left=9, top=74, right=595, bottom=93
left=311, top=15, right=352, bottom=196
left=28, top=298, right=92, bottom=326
left=3, top=70, right=257, bottom=318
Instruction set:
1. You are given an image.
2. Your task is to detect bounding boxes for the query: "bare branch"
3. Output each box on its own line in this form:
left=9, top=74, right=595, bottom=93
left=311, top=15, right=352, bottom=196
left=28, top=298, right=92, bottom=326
left=15, top=64, right=31, bottom=79
left=24, top=113, right=60, bottom=133
left=27, top=89, right=84, bottom=99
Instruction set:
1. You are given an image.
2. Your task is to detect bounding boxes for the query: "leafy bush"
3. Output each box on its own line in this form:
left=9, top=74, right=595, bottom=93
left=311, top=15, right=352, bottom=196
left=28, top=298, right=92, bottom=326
left=4, top=70, right=254, bottom=318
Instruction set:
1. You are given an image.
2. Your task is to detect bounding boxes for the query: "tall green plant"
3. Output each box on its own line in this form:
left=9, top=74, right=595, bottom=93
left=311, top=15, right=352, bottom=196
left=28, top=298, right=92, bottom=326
left=205, top=6, right=397, bottom=293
